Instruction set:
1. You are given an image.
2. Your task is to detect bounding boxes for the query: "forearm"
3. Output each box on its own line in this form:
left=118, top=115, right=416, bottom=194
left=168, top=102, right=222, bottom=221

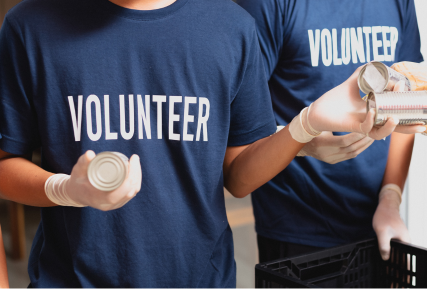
left=224, top=125, right=304, bottom=198
left=0, top=153, right=55, bottom=207
left=382, top=132, right=415, bottom=189
left=0, top=225, right=8, bottom=288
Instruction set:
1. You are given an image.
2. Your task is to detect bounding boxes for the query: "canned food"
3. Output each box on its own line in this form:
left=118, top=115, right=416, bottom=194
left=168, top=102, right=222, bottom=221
left=87, top=152, right=129, bottom=191
left=358, top=61, right=411, bottom=94
left=366, top=91, right=427, bottom=128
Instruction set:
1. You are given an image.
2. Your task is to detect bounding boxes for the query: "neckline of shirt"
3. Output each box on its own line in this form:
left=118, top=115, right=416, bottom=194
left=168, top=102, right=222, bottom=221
left=94, top=0, right=189, bottom=21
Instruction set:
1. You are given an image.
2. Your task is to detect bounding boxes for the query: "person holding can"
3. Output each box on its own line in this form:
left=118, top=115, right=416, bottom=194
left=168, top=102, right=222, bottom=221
left=0, top=0, right=423, bottom=287
left=237, top=0, right=424, bottom=262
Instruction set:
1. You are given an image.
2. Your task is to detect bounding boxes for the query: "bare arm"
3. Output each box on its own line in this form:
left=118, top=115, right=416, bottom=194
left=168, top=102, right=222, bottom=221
left=382, top=132, right=415, bottom=189
left=224, top=125, right=304, bottom=198
left=0, top=225, right=8, bottom=288
left=0, top=149, right=55, bottom=207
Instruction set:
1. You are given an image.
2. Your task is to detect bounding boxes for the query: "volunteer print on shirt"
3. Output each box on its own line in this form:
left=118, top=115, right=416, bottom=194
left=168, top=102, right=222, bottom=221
left=236, top=0, right=422, bottom=248
left=0, top=0, right=277, bottom=286
left=68, top=94, right=210, bottom=142
left=308, top=26, right=399, bottom=67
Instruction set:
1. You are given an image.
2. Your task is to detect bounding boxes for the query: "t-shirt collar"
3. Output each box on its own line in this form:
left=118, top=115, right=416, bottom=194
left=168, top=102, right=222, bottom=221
left=94, top=0, right=189, bottom=21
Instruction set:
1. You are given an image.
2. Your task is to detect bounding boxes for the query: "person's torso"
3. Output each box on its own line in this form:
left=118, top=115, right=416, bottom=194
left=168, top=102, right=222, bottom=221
left=247, top=0, right=422, bottom=247
left=3, top=0, right=264, bottom=286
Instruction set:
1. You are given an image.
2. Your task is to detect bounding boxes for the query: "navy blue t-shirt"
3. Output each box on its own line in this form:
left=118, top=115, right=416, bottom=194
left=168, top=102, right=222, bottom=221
left=237, top=0, right=423, bottom=247
left=0, top=0, right=276, bottom=286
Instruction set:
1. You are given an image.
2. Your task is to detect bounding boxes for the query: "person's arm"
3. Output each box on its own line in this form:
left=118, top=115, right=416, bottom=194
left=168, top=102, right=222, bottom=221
left=0, top=149, right=142, bottom=211
left=373, top=132, right=414, bottom=260
left=0, top=224, right=9, bottom=289
left=223, top=66, right=425, bottom=198
left=0, top=150, right=55, bottom=207
left=224, top=125, right=304, bottom=198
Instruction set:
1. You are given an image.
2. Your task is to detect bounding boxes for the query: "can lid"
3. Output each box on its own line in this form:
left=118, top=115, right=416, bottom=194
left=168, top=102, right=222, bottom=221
left=88, top=152, right=128, bottom=191
left=358, top=62, right=389, bottom=94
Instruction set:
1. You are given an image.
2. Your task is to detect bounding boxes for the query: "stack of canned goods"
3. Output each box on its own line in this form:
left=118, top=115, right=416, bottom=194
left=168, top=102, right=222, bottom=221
left=358, top=61, right=427, bottom=134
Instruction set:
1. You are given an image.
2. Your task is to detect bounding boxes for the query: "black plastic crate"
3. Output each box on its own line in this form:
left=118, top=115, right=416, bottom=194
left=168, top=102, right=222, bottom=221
left=255, top=239, right=427, bottom=288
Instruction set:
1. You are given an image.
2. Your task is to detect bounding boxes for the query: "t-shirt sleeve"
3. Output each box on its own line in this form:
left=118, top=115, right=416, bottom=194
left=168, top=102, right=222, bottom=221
left=227, top=21, right=277, bottom=147
left=398, top=0, right=423, bottom=62
left=0, top=17, right=40, bottom=155
left=236, top=0, right=284, bottom=79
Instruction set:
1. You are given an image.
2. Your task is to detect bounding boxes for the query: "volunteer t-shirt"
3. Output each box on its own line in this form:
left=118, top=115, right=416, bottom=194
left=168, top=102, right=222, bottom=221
left=0, top=0, right=276, bottom=286
left=237, top=0, right=423, bottom=247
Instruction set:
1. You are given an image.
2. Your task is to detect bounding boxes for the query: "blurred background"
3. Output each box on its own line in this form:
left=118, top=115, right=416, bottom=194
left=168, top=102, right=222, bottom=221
left=1, top=0, right=427, bottom=287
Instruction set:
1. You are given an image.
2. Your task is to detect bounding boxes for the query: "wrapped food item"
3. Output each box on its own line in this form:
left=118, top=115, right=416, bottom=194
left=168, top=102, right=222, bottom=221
left=391, top=61, right=427, bottom=91
left=391, top=61, right=427, bottom=135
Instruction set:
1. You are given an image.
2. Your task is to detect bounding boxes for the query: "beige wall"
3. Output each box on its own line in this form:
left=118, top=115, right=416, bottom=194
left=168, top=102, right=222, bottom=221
left=0, top=0, right=21, bottom=29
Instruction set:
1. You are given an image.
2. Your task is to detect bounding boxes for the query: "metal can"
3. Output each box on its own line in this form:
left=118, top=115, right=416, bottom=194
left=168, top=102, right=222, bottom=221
left=358, top=61, right=411, bottom=94
left=87, top=152, right=129, bottom=191
left=366, top=91, right=427, bottom=128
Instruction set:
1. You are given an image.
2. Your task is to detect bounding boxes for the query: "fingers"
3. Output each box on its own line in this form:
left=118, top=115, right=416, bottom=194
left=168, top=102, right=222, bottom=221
left=368, top=117, right=399, bottom=140
left=328, top=138, right=374, bottom=164
left=341, top=137, right=374, bottom=155
left=84, top=150, right=96, bottom=162
left=73, top=150, right=96, bottom=177
left=395, top=229, right=412, bottom=244
left=347, top=65, right=364, bottom=82
left=336, top=132, right=367, bottom=148
left=129, top=154, right=142, bottom=192
left=392, top=80, right=406, bottom=92
left=394, top=125, right=427, bottom=134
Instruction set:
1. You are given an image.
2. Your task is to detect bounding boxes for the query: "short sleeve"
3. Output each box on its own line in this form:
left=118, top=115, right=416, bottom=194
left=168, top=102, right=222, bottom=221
left=397, top=0, right=423, bottom=62
left=228, top=22, right=277, bottom=147
left=0, top=17, right=40, bottom=155
left=236, top=0, right=284, bottom=79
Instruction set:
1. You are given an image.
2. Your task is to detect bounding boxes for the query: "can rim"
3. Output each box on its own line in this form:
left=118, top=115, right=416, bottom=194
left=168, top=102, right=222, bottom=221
left=87, top=152, right=128, bottom=192
left=358, top=61, right=389, bottom=94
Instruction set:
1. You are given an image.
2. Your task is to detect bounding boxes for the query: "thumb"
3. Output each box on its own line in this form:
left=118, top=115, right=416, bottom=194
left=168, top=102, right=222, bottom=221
left=76, top=150, right=96, bottom=167
left=128, top=154, right=142, bottom=192
left=377, top=230, right=392, bottom=261
left=359, top=109, right=375, bottom=135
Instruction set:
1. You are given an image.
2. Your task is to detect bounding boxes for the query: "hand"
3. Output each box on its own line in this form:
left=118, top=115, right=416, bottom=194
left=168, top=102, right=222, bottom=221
left=373, top=184, right=410, bottom=260
left=298, top=132, right=374, bottom=164
left=308, top=67, right=426, bottom=139
left=66, top=151, right=142, bottom=211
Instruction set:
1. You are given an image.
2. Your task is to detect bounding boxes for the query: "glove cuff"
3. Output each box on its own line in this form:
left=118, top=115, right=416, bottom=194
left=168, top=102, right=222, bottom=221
left=289, top=107, right=321, bottom=143
left=45, top=174, right=87, bottom=207
left=379, top=183, right=402, bottom=205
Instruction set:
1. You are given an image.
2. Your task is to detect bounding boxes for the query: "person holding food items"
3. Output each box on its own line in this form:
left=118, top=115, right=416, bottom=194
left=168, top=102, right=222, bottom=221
left=237, top=0, right=424, bottom=262
left=0, top=0, right=423, bottom=287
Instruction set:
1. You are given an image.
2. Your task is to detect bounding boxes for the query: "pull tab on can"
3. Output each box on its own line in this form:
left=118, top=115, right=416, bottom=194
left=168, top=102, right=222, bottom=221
left=88, top=152, right=129, bottom=191
left=367, top=91, right=427, bottom=127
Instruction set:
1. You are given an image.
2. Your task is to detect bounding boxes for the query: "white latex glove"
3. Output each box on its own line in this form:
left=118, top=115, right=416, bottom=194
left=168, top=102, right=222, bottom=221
left=372, top=184, right=410, bottom=260
left=45, top=150, right=142, bottom=211
left=298, top=131, right=374, bottom=164
left=308, top=67, right=426, bottom=139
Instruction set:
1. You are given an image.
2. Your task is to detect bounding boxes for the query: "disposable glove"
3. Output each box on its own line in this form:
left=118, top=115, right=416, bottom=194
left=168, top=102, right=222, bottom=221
left=297, top=131, right=373, bottom=164
left=308, top=67, right=426, bottom=139
left=372, top=184, right=410, bottom=260
left=45, top=150, right=142, bottom=211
